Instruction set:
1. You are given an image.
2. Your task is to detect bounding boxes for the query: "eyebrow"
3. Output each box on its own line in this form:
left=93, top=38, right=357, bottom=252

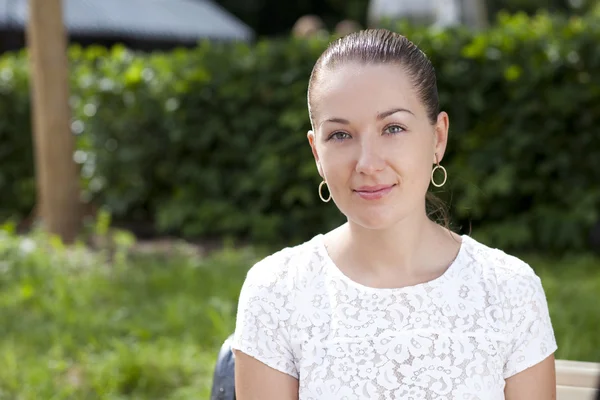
left=319, top=108, right=414, bottom=127
left=377, top=108, right=414, bottom=119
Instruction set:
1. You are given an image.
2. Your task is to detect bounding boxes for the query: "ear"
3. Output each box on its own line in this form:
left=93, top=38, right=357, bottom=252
left=432, top=111, right=450, bottom=164
left=307, top=130, right=324, bottom=178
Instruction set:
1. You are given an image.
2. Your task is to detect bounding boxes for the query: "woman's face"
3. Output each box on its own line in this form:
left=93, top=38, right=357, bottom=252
left=307, top=62, right=449, bottom=230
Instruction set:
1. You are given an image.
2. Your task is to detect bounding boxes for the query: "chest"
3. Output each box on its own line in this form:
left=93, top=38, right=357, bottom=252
left=297, top=331, right=508, bottom=400
left=289, top=278, right=510, bottom=399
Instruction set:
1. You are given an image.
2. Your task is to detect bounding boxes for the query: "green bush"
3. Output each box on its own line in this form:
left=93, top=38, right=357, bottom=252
left=0, top=11, right=599, bottom=252
left=0, top=50, right=35, bottom=221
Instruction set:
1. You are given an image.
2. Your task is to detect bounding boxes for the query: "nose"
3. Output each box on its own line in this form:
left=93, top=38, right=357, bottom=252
left=355, top=139, right=386, bottom=175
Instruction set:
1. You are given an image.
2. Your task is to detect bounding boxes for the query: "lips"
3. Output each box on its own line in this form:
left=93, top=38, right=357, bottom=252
left=353, top=184, right=396, bottom=200
left=354, top=184, right=395, bottom=192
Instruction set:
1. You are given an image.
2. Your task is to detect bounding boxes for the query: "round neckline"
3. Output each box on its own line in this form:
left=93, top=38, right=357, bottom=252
left=314, top=233, right=470, bottom=293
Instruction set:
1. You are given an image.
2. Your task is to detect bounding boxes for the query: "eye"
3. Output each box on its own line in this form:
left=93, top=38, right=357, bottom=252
left=328, top=131, right=351, bottom=141
left=384, top=125, right=405, bottom=135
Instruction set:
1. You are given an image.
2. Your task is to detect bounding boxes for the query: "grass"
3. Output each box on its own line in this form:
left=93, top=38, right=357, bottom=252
left=0, top=227, right=598, bottom=399
left=0, top=227, right=263, bottom=399
left=522, top=252, right=600, bottom=363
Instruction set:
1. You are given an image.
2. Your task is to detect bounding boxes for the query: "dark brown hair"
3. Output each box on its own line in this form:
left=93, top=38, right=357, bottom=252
left=307, top=29, right=451, bottom=230
left=307, top=29, right=439, bottom=126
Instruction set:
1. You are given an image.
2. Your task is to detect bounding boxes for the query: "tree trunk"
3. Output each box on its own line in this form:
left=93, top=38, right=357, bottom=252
left=26, top=0, right=81, bottom=243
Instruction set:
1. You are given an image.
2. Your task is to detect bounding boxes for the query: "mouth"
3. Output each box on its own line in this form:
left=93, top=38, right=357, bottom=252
left=353, top=184, right=396, bottom=200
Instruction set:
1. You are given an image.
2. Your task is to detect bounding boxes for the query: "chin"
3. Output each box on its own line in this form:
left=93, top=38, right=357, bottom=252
left=346, top=210, right=402, bottom=231
left=335, top=193, right=418, bottom=231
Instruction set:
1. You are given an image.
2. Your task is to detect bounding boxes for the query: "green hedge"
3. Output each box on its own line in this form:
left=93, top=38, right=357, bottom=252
left=0, top=11, right=599, bottom=252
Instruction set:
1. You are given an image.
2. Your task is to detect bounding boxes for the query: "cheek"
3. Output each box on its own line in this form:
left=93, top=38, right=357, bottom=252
left=389, top=137, right=433, bottom=174
left=319, top=148, right=350, bottom=179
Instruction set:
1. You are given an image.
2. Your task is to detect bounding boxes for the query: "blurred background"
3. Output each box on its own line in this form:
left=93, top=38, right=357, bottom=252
left=0, top=0, right=599, bottom=398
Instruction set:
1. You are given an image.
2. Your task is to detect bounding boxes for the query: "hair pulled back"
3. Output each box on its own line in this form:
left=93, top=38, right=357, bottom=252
left=307, top=29, right=439, bottom=126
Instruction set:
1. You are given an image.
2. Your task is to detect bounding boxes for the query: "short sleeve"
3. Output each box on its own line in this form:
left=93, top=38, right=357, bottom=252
left=230, top=257, right=299, bottom=379
left=501, top=266, right=558, bottom=379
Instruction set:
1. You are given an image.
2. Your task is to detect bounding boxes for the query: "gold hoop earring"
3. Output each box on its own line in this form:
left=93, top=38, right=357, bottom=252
left=318, top=180, right=331, bottom=202
left=431, top=163, right=447, bottom=187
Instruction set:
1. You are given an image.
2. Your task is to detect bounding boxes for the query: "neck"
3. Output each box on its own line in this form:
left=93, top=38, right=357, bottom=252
left=329, top=212, right=456, bottom=280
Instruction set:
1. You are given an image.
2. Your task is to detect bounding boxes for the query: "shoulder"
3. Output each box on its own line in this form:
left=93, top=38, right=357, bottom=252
left=232, top=237, right=324, bottom=379
left=461, top=238, right=558, bottom=377
left=240, top=234, right=324, bottom=299
left=463, top=235, right=537, bottom=279
left=461, top=235, right=546, bottom=305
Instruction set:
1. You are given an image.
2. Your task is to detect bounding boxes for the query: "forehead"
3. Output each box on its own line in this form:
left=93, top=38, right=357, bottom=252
left=311, top=63, right=421, bottom=123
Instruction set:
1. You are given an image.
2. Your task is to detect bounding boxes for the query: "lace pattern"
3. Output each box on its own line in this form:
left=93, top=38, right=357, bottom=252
left=231, top=234, right=557, bottom=399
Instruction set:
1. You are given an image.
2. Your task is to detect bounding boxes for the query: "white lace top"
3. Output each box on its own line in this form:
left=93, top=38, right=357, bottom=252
left=231, top=234, right=557, bottom=400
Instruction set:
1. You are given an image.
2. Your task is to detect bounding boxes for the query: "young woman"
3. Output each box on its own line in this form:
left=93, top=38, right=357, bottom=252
left=231, top=29, right=557, bottom=400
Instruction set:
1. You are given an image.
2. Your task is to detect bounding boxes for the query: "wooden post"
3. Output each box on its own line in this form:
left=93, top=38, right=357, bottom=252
left=26, top=0, right=81, bottom=243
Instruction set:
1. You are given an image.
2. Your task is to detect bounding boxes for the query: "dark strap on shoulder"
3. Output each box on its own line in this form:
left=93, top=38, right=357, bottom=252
left=210, top=334, right=237, bottom=400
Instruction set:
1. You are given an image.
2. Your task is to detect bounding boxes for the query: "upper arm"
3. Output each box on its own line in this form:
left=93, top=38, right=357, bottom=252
left=230, top=257, right=299, bottom=399
left=233, top=349, right=299, bottom=400
left=501, top=263, right=558, bottom=398
left=504, top=353, right=556, bottom=399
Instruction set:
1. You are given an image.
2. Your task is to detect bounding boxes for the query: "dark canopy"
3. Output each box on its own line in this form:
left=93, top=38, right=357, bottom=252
left=0, top=0, right=254, bottom=47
